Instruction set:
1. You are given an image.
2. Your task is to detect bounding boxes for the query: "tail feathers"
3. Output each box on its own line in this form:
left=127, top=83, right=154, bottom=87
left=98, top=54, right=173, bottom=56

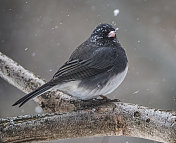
left=12, top=82, right=52, bottom=107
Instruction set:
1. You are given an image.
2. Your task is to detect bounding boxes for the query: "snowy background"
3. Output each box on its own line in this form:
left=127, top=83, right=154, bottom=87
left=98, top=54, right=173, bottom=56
left=0, top=0, right=176, bottom=143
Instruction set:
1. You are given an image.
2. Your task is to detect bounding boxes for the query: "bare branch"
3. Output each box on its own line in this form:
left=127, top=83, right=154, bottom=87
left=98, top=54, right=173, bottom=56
left=0, top=52, right=75, bottom=113
left=0, top=51, right=176, bottom=143
left=0, top=102, right=176, bottom=143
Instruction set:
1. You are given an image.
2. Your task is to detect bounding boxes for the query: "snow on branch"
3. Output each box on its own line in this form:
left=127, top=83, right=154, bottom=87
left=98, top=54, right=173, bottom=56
left=0, top=51, right=176, bottom=143
left=0, top=52, right=74, bottom=113
left=0, top=102, right=176, bottom=143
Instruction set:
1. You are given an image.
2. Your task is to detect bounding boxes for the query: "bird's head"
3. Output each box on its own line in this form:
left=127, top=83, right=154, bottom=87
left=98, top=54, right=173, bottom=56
left=90, top=23, right=118, bottom=45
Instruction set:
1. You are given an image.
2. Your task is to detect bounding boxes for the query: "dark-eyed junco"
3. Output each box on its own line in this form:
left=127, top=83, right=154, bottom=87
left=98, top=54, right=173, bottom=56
left=13, top=23, right=128, bottom=107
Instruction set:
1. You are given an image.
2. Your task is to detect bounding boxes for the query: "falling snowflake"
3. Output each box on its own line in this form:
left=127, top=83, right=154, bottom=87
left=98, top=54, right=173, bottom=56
left=25, top=48, right=28, bottom=51
left=113, top=9, right=120, bottom=16
left=132, top=90, right=139, bottom=94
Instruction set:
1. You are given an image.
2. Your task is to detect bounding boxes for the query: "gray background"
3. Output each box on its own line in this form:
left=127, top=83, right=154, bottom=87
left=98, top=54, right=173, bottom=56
left=0, top=0, right=176, bottom=143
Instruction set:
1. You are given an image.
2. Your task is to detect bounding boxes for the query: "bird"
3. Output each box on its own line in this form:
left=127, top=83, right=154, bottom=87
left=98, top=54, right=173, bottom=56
left=12, top=23, right=128, bottom=107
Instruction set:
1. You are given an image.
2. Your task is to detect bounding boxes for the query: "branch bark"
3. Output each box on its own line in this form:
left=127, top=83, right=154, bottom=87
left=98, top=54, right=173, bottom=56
left=0, top=102, right=176, bottom=143
left=0, top=52, right=176, bottom=143
left=0, top=52, right=75, bottom=113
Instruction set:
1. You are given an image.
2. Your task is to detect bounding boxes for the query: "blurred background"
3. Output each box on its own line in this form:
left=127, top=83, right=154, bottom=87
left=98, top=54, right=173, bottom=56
left=0, top=0, right=176, bottom=143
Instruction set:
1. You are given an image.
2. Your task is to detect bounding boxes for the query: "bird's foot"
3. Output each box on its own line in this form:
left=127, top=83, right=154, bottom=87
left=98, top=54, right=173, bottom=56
left=72, top=96, right=120, bottom=110
left=99, top=95, right=108, bottom=100
left=71, top=98, right=96, bottom=110
left=99, top=95, right=121, bottom=102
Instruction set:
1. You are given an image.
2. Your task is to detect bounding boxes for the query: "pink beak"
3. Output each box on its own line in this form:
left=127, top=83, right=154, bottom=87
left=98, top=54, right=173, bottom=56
left=108, top=31, right=116, bottom=38
left=108, top=28, right=119, bottom=38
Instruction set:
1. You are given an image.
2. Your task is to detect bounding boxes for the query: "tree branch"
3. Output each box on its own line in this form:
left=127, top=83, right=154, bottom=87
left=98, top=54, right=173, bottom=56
left=0, top=102, right=175, bottom=143
left=0, top=52, right=75, bottom=113
left=0, top=52, right=175, bottom=143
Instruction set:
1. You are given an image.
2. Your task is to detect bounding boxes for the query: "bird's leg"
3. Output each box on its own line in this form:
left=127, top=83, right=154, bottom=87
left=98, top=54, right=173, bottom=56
left=99, top=95, right=121, bottom=102
left=99, top=95, right=109, bottom=100
left=72, top=95, right=121, bottom=110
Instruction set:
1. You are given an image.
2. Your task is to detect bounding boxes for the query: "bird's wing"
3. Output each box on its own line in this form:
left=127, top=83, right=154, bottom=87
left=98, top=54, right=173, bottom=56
left=52, top=47, right=116, bottom=83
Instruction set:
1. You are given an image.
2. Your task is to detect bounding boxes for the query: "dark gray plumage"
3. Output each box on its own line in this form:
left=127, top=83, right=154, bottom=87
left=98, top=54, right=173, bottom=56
left=12, top=23, right=128, bottom=107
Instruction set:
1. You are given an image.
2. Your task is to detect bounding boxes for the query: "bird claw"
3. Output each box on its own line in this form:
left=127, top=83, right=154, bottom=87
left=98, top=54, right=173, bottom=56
left=72, top=96, right=121, bottom=110
left=99, top=95, right=120, bottom=102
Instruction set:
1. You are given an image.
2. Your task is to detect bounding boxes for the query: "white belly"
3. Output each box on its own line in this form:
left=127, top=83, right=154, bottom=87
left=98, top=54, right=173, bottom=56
left=54, top=66, right=128, bottom=100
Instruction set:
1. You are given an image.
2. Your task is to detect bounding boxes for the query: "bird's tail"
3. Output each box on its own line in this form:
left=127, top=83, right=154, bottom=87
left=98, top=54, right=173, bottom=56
left=12, top=82, right=53, bottom=107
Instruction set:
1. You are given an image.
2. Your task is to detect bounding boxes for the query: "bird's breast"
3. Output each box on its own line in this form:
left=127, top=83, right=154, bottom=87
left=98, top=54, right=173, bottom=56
left=54, top=65, right=128, bottom=100
left=98, top=65, right=128, bottom=96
